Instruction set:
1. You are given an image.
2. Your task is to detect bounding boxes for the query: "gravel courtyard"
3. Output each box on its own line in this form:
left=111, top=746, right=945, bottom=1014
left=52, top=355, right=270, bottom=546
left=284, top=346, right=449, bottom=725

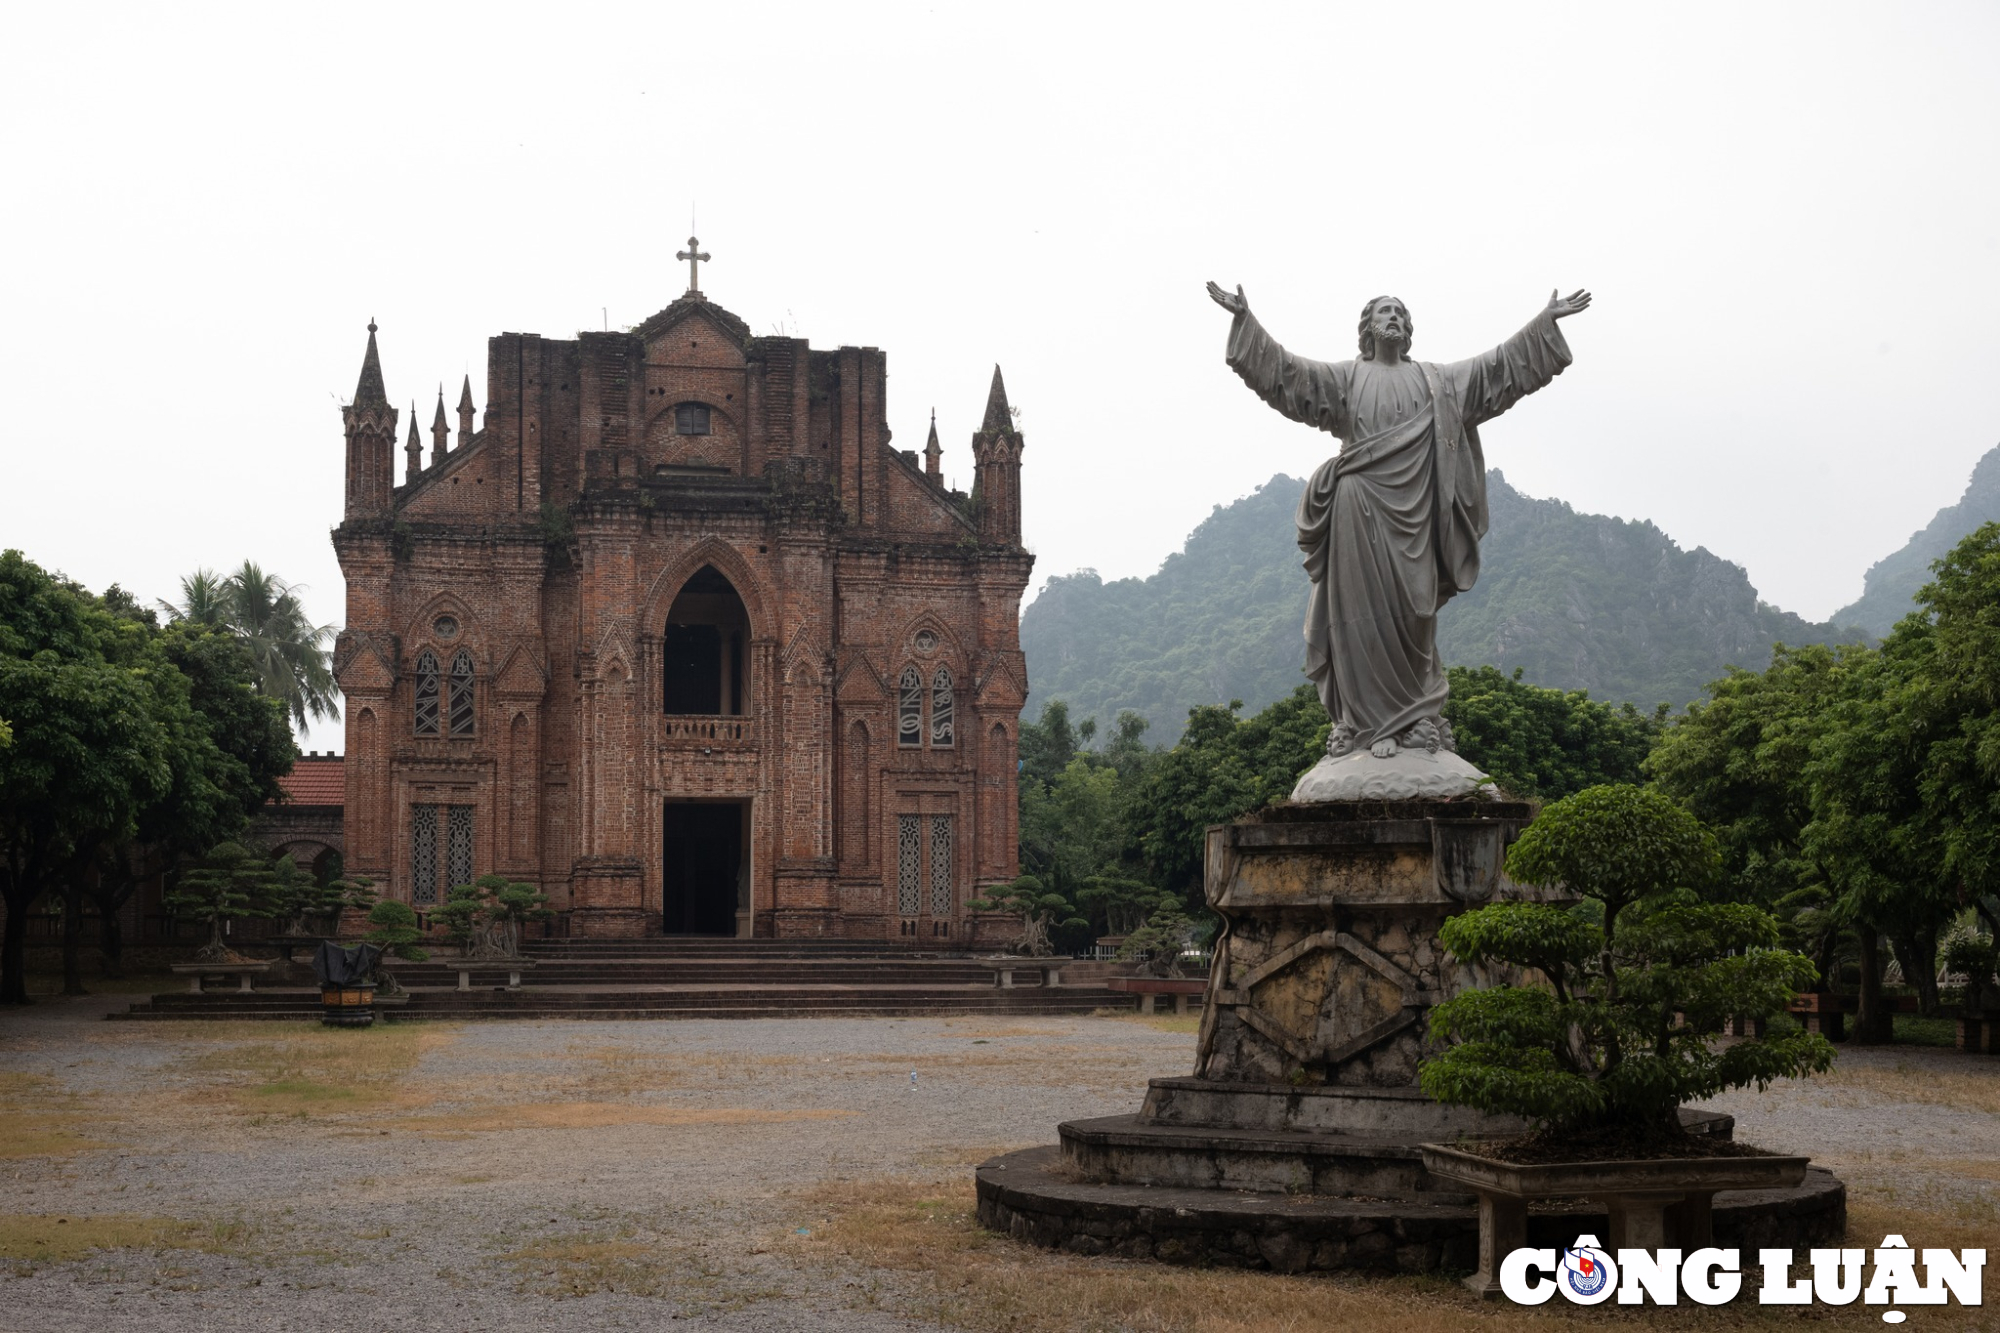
left=1, top=996, right=1995, bottom=1333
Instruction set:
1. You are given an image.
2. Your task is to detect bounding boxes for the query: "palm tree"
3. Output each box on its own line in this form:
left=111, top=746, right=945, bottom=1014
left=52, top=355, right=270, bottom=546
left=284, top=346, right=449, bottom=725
left=162, top=562, right=340, bottom=731
left=224, top=561, right=340, bottom=730
left=161, top=568, right=233, bottom=629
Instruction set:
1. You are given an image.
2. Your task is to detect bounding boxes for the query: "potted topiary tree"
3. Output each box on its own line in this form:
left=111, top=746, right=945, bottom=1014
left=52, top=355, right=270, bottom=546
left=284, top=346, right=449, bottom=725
left=1414, top=785, right=1837, bottom=1294
left=966, top=875, right=1087, bottom=958
left=363, top=899, right=430, bottom=1001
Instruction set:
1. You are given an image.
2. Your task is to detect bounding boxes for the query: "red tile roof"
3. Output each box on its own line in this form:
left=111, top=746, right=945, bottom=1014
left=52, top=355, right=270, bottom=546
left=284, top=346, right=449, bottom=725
left=279, top=756, right=344, bottom=806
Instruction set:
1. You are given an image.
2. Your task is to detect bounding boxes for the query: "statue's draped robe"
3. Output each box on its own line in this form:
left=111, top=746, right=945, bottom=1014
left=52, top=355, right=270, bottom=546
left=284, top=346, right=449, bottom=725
left=1226, top=309, right=1571, bottom=748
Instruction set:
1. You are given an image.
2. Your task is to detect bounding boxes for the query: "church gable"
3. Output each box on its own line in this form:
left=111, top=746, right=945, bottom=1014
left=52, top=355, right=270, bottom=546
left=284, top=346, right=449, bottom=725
left=399, top=435, right=497, bottom=518
left=882, top=450, right=976, bottom=538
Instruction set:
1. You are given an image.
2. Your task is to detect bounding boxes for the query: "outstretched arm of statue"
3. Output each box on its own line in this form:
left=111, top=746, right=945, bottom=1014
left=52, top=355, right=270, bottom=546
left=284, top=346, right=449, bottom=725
left=1214, top=284, right=1348, bottom=435
left=1448, top=291, right=1586, bottom=426
left=1206, top=281, right=1249, bottom=319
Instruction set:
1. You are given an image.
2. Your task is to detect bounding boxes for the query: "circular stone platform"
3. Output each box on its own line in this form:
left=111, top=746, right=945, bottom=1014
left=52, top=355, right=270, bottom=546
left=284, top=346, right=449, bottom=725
left=975, top=1145, right=1847, bottom=1274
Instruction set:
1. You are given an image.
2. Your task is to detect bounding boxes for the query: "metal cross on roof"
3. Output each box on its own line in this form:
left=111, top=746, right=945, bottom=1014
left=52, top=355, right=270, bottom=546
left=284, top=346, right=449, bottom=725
left=676, top=236, right=711, bottom=294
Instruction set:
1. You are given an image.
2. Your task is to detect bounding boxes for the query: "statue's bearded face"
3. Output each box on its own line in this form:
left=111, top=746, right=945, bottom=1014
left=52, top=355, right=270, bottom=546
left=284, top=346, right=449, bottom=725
left=1357, top=297, right=1413, bottom=360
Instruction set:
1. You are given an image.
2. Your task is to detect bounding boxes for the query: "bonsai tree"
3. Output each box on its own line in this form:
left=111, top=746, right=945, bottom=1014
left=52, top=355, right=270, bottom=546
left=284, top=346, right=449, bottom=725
left=164, top=841, right=279, bottom=963
left=469, top=874, right=553, bottom=957
left=966, top=874, right=1087, bottom=957
left=1118, top=897, right=1197, bottom=977
left=434, top=874, right=552, bottom=958
left=363, top=899, right=429, bottom=995
left=1420, top=784, right=1835, bottom=1147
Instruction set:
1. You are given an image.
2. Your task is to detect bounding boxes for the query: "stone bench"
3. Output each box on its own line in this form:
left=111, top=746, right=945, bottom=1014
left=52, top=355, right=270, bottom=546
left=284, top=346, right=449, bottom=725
left=169, top=961, right=273, bottom=995
left=970, top=958, right=1063, bottom=988
left=445, top=958, right=537, bottom=991
left=1106, top=976, right=1207, bottom=1015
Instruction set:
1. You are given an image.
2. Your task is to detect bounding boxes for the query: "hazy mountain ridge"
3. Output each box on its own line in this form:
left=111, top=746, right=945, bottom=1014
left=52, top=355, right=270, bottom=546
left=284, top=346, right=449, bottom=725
left=1833, top=442, right=2000, bottom=637
left=1020, top=470, right=1869, bottom=738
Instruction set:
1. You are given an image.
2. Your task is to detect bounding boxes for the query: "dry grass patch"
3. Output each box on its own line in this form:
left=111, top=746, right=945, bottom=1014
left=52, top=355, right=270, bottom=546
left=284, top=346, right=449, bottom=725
left=1822, top=1058, right=2000, bottom=1116
left=500, top=1230, right=778, bottom=1308
left=0, top=1213, right=255, bottom=1264
left=797, top=1175, right=1980, bottom=1333
left=1092, top=1009, right=1203, bottom=1035
left=0, top=1072, right=121, bottom=1159
left=181, top=1022, right=457, bottom=1116
left=395, top=1103, right=854, bottom=1136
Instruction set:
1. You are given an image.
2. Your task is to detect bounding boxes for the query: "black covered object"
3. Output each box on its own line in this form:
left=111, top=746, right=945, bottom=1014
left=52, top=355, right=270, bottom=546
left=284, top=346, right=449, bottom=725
left=313, top=940, right=382, bottom=986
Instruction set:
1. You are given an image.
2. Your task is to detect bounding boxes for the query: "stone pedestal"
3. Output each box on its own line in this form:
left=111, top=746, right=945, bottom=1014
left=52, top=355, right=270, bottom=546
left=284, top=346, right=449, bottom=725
left=1196, top=801, right=1532, bottom=1088
left=977, top=800, right=1845, bottom=1273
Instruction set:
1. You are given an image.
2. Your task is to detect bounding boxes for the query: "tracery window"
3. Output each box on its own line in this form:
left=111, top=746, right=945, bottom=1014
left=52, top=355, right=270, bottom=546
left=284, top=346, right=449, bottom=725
left=448, top=649, right=476, bottom=737
left=930, top=668, right=954, bottom=749
left=897, top=815, right=922, bottom=915
left=411, top=802, right=476, bottom=907
left=897, top=667, right=923, bottom=748
left=928, top=815, right=954, bottom=917
left=414, top=650, right=441, bottom=737
left=411, top=804, right=439, bottom=905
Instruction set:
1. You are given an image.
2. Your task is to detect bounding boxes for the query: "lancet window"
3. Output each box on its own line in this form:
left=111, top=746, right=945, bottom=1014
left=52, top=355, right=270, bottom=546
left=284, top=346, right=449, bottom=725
left=930, top=668, right=955, bottom=748
left=447, top=650, right=476, bottom=737
left=928, top=815, right=954, bottom=917
left=414, top=651, right=441, bottom=736
left=897, top=668, right=923, bottom=748
left=896, top=816, right=922, bottom=915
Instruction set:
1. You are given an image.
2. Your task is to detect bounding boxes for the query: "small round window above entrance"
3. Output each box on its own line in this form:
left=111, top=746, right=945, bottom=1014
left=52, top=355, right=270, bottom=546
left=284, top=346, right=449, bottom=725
left=674, top=403, right=712, bottom=436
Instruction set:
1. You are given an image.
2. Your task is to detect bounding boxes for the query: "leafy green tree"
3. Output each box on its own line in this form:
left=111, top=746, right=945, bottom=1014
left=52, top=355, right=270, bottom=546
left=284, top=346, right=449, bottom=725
left=1076, top=874, right=1170, bottom=939
left=1443, top=664, right=1663, bottom=800
left=1420, top=785, right=1833, bottom=1140
left=1018, top=700, right=1081, bottom=787
left=1129, top=685, right=1328, bottom=899
left=164, top=841, right=279, bottom=963
left=48, top=599, right=293, bottom=988
left=0, top=553, right=174, bottom=1002
left=966, top=874, right=1087, bottom=957
left=1800, top=614, right=1960, bottom=1034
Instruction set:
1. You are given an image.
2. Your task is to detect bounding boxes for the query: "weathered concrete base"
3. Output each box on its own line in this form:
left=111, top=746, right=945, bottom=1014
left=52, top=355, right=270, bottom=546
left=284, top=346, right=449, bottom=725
left=976, top=1146, right=1846, bottom=1275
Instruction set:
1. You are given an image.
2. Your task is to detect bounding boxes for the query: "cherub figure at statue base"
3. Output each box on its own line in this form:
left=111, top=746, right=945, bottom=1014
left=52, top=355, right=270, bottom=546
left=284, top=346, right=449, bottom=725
left=1296, top=712, right=1492, bottom=801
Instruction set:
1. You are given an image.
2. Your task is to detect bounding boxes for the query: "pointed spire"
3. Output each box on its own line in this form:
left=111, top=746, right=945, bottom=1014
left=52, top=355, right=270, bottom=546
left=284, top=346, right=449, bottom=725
left=431, top=386, right=450, bottom=465
left=456, top=372, right=477, bottom=443
left=354, top=319, right=389, bottom=408
left=923, top=407, right=942, bottom=482
left=457, top=374, right=475, bottom=413
left=980, top=364, right=1013, bottom=434
left=404, top=402, right=423, bottom=482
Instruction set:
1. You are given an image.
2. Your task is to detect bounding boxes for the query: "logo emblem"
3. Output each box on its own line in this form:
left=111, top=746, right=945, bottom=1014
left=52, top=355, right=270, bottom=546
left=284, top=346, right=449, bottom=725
left=1562, top=1240, right=1616, bottom=1301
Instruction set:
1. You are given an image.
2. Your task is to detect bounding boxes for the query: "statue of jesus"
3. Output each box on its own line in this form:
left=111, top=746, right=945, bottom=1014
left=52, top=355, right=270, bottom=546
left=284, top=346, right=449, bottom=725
left=1206, top=281, right=1591, bottom=799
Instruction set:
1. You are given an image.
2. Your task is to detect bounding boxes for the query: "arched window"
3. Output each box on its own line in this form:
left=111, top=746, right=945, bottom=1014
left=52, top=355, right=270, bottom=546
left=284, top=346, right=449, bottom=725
left=897, top=667, right=923, bottom=748
left=930, top=668, right=955, bottom=748
left=414, top=650, right=441, bottom=736
left=663, top=564, right=750, bottom=715
left=448, top=650, right=476, bottom=736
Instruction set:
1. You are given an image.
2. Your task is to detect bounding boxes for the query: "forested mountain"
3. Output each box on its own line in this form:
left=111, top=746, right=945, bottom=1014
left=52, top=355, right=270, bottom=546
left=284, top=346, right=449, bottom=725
left=1020, top=471, right=1868, bottom=739
left=1833, top=442, right=2000, bottom=637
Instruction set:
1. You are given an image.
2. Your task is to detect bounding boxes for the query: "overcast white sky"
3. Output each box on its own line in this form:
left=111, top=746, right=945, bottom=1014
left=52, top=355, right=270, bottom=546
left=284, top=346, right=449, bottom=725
left=4, top=2, right=1997, bottom=752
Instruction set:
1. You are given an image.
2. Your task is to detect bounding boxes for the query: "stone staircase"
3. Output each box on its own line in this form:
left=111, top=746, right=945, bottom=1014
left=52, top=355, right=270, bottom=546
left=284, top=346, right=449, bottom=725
left=111, top=941, right=1130, bottom=1022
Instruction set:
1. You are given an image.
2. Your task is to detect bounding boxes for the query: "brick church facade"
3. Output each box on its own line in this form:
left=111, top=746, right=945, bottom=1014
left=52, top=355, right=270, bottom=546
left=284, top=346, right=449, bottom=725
left=330, top=261, right=1033, bottom=939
